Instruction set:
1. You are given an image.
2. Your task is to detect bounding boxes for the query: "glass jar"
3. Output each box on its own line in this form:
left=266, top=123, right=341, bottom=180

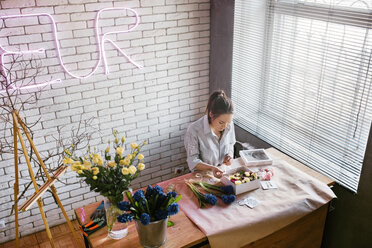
left=104, top=197, right=128, bottom=239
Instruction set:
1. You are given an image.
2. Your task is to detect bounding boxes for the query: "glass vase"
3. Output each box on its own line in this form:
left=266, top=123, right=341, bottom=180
left=104, top=197, right=128, bottom=240
left=134, top=217, right=168, bottom=248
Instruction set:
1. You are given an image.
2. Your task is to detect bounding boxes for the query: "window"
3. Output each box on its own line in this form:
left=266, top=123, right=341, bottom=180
left=232, top=0, right=372, bottom=192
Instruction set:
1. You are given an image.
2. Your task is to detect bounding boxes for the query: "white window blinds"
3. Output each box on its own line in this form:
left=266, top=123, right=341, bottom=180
left=232, top=0, right=372, bottom=192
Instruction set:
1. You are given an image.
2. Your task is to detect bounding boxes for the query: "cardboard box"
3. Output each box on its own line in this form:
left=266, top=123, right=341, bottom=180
left=239, top=149, right=273, bottom=166
left=221, top=166, right=260, bottom=195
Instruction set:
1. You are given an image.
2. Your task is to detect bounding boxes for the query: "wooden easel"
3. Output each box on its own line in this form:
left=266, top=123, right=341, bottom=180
left=12, top=110, right=83, bottom=248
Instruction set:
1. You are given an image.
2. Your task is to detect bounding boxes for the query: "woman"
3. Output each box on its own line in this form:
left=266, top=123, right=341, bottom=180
left=184, top=90, right=236, bottom=178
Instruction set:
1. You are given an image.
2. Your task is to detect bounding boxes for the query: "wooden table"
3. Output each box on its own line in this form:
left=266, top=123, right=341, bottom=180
left=74, top=148, right=335, bottom=248
left=75, top=203, right=207, bottom=248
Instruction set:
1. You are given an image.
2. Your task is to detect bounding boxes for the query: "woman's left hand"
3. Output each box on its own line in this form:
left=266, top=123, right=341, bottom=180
left=223, top=155, right=232, bottom=165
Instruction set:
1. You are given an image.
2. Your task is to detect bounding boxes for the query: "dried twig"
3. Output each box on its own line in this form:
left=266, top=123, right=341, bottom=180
left=1, top=52, right=95, bottom=216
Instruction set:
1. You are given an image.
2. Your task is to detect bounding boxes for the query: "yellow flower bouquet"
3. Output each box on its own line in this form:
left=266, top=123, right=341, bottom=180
left=62, top=130, right=147, bottom=238
left=63, top=130, right=146, bottom=206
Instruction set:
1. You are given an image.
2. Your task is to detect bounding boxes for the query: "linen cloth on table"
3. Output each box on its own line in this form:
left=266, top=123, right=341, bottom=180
left=159, top=155, right=336, bottom=248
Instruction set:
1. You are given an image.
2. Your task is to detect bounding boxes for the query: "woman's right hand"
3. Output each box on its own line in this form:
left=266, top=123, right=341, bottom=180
left=223, top=155, right=232, bottom=165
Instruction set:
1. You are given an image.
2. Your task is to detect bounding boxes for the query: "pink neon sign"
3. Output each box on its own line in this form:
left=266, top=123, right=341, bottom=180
left=0, top=7, right=142, bottom=94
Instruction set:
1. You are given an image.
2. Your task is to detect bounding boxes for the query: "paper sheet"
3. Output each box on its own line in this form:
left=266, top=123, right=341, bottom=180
left=160, top=156, right=336, bottom=248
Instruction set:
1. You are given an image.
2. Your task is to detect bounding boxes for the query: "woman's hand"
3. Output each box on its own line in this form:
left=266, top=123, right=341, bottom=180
left=194, top=163, right=224, bottom=178
left=212, top=167, right=224, bottom=178
left=223, top=155, right=232, bottom=165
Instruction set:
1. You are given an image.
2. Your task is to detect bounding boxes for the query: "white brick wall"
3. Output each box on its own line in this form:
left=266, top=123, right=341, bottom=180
left=0, top=0, right=210, bottom=243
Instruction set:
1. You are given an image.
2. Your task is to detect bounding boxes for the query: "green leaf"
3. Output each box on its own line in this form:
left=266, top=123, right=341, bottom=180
left=125, top=191, right=135, bottom=206
left=174, top=195, right=182, bottom=203
left=167, top=220, right=174, bottom=227
left=130, top=207, right=138, bottom=213
left=115, top=154, right=120, bottom=164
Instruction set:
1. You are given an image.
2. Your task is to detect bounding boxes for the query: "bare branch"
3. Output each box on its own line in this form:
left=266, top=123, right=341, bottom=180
left=1, top=52, right=95, bottom=217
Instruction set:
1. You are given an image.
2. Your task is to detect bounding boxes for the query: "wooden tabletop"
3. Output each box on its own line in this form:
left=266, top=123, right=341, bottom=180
left=74, top=148, right=334, bottom=248
left=74, top=201, right=207, bottom=248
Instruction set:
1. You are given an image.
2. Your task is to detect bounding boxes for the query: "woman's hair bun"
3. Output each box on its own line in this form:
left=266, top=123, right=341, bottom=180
left=206, top=89, right=233, bottom=123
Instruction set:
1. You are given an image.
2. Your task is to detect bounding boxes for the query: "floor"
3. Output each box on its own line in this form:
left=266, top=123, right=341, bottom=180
left=0, top=220, right=83, bottom=248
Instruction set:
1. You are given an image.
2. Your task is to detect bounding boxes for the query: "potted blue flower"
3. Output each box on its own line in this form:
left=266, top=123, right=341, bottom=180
left=117, top=185, right=181, bottom=247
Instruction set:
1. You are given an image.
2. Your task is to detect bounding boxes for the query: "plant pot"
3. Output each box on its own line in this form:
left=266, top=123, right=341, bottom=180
left=104, top=198, right=128, bottom=240
left=134, top=217, right=168, bottom=248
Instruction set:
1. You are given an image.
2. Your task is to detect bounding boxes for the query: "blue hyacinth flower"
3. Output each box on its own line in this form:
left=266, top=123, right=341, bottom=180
left=205, top=193, right=218, bottom=205
left=220, top=185, right=234, bottom=195
left=145, top=185, right=153, bottom=198
left=153, top=185, right=164, bottom=194
left=156, top=192, right=167, bottom=206
left=167, top=191, right=177, bottom=198
left=221, top=194, right=236, bottom=204
left=117, top=213, right=134, bottom=223
left=167, top=203, right=179, bottom=216
left=140, top=213, right=150, bottom=225
left=154, top=210, right=168, bottom=220
left=133, top=190, right=145, bottom=202
left=117, top=201, right=131, bottom=211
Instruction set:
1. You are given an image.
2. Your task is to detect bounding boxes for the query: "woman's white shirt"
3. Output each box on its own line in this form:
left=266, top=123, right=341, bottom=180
left=184, top=115, right=236, bottom=171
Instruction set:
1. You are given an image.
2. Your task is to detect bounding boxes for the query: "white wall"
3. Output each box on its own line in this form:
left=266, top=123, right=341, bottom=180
left=0, top=0, right=210, bottom=243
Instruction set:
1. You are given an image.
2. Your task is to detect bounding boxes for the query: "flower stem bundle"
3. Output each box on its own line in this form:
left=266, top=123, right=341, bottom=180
left=186, top=182, right=218, bottom=208
left=188, top=181, right=236, bottom=206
